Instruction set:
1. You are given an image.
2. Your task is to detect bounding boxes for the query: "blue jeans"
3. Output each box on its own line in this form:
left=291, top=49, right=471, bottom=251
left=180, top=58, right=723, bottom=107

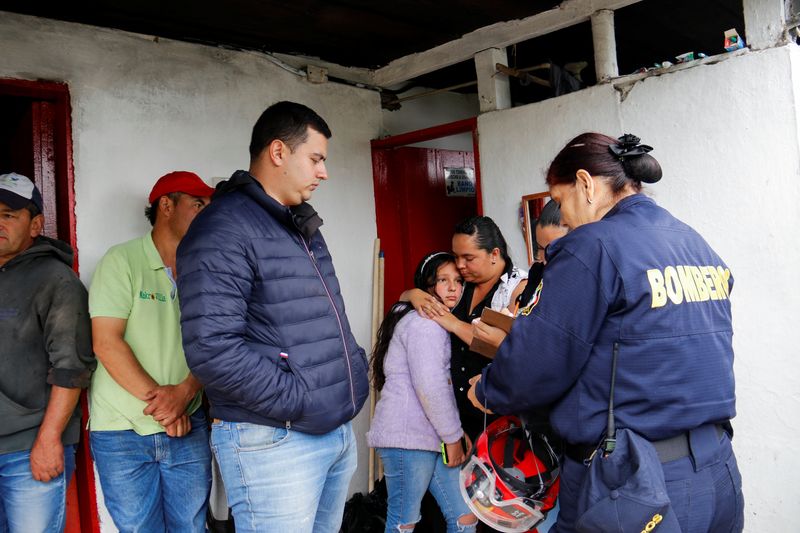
left=211, top=420, right=357, bottom=533
left=553, top=430, right=744, bottom=533
left=378, top=448, right=476, bottom=533
left=90, top=411, right=211, bottom=533
left=0, top=444, right=76, bottom=533
left=537, top=500, right=559, bottom=532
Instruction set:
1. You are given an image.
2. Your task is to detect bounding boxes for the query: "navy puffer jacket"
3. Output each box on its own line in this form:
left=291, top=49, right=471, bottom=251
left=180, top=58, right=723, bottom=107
left=177, top=171, right=369, bottom=434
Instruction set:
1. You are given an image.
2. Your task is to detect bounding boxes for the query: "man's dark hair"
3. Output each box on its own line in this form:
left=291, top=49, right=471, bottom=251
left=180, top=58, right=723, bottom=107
left=249, top=101, right=332, bottom=160
left=25, top=202, right=41, bottom=218
left=144, top=192, right=182, bottom=226
left=536, top=199, right=562, bottom=229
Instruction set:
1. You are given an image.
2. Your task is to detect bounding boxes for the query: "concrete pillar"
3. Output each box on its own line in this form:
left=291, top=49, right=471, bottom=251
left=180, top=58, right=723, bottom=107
left=474, top=48, right=511, bottom=113
left=743, top=0, right=789, bottom=49
left=591, top=9, right=618, bottom=82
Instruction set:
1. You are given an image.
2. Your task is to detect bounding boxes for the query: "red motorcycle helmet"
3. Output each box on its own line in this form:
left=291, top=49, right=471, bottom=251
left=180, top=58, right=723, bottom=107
left=460, top=416, right=560, bottom=533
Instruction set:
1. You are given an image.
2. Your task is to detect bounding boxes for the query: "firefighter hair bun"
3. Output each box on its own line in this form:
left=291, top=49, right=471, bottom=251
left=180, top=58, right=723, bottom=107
left=609, top=134, right=662, bottom=184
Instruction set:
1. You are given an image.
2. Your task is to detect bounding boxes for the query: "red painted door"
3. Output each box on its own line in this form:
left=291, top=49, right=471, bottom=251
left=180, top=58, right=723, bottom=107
left=1, top=79, right=98, bottom=533
left=374, top=146, right=478, bottom=313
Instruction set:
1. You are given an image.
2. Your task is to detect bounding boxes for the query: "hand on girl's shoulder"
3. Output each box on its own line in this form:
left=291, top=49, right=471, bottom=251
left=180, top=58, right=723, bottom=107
left=403, top=311, right=450, bottom=338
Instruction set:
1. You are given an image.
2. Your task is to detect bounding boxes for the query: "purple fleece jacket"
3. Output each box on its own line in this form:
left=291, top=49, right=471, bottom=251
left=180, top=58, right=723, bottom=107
left=367, top=312, right=464, bottom=452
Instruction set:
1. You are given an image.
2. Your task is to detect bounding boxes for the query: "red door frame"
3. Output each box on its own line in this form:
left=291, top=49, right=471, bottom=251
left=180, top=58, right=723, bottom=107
left=0, top=79, right=79, bottom=263
left=371, top=117, right=483, bottom=215
left=0, top=78, right=100, bottom=533
left=371, top=117, right=482, bottom=313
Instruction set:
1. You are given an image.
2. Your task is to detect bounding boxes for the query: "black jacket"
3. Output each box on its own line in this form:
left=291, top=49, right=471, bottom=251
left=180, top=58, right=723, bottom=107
left=0, top=237, right=95, bottom=454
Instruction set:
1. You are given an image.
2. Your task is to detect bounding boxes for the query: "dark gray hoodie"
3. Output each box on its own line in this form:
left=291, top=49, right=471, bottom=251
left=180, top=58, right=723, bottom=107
left=0, top=236, right=95, bottom=454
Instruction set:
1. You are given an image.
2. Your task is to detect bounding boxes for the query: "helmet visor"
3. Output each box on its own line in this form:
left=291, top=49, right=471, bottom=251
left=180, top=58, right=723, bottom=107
left=459, top=456, right=545, bottom=533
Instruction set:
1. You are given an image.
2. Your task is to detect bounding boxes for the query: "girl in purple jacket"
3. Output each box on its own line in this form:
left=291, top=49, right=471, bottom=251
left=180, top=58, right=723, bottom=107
left=367, top=252, right=478, bottom=533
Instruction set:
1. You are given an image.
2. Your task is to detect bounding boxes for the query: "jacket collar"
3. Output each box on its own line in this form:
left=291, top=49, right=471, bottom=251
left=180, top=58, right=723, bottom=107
left=216, top=170, right=324, bottom=240
left=602, top=193, right=653, bottom=220
left=2, top=236, right=74, bottom=270
left=290, top=202, right=324, bottom=240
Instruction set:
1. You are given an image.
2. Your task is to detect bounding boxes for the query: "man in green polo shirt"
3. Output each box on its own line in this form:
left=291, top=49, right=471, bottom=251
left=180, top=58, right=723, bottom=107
left=89, top=171, right=214, bottom=532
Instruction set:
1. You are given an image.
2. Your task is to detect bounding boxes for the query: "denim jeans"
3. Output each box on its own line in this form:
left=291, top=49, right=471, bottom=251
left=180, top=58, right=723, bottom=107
left=537, top=500, right=558, bottom=532
left=0, top=444, right=76, bottom=533
left=90, top=410, right=211, bottom=533
left=211, top=420, right=357, bottom=533
left=378, top=448, right=476, bottom=533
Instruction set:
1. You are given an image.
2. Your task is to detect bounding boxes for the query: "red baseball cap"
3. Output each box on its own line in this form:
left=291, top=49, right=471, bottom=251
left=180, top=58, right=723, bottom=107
left=148, top=171, right=215, bottom=203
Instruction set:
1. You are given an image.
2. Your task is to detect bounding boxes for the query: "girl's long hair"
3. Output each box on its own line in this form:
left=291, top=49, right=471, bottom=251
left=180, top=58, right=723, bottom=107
left=371, top=252, right=456, bottom=391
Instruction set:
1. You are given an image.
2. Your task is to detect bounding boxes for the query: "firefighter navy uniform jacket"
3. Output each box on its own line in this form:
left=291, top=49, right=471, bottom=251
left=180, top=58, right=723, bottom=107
left=476, top=194, right=736, bottom=445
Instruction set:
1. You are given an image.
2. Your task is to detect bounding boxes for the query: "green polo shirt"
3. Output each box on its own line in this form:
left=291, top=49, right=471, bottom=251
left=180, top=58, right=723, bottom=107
left=88, top=232, right=201, bottom=435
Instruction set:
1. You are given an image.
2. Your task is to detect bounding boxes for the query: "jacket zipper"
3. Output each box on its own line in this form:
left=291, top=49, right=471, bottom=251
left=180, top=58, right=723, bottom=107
left=300, top=237, right=357, bottom=415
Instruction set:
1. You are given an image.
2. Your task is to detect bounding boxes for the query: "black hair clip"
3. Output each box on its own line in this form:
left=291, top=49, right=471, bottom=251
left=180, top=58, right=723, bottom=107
left=608, top=134, right=653, bottom=160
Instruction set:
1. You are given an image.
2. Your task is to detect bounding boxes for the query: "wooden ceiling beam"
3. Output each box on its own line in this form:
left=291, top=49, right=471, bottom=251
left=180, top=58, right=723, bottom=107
left=271, top=53, right=375, bottom=86
left=373, top=0, right=643, bottom=88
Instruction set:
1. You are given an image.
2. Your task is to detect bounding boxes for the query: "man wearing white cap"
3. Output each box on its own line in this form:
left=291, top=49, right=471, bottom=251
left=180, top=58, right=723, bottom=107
left=0, top=172, right=95, bottom=532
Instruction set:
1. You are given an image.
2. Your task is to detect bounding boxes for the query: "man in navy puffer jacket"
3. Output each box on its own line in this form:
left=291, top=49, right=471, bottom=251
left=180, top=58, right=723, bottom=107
left=177, top=101, right=369, bottom=533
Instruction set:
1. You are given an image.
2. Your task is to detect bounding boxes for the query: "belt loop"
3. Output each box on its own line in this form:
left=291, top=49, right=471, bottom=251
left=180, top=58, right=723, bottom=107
left=688, top=424, right=722, bottom=472
left=285, top=420, right=291, bottom=430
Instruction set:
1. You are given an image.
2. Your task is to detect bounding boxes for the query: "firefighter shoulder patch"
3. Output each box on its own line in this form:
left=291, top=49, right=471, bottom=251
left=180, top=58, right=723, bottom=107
left=519, top=280, right=543, bottom=316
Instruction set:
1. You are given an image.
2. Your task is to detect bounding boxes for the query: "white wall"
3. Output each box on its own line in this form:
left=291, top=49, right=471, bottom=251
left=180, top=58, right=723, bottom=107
left=479, top=82, right=623, bottom=261
left=381, top=86, right=478, bottom=150
left=0, top=11, right=382, bottom=530
left=479, top=45, right=800, bottom=531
